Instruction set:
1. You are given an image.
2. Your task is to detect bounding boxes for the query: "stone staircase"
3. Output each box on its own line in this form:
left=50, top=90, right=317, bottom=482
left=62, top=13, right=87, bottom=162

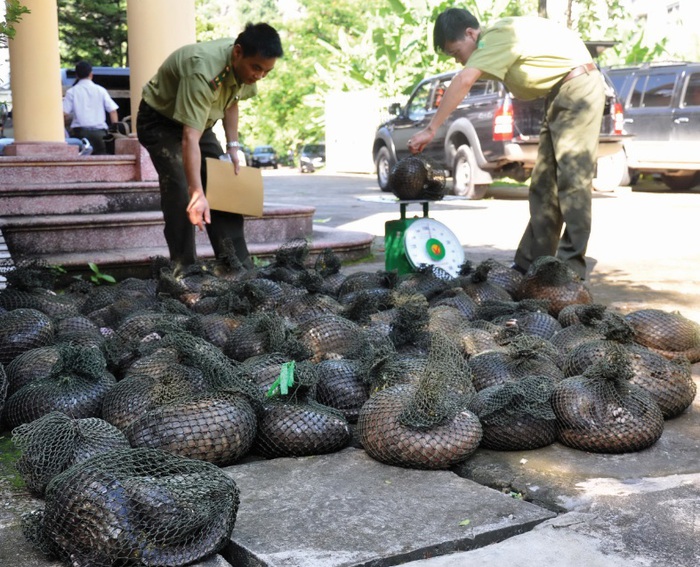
left=0, top=138, right=373, bottom=281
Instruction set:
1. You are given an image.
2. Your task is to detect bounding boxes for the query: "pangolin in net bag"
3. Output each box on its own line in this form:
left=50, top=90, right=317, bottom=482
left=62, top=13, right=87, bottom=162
left=80, top=278, right=160, bottom=329
left=558, top=302, right=610, bottom=328
left=124, top=389, right=258, bottom=466
left=315, top=358, right=371, bottom=423
left=52, top=313, right=105, bottom=346
left=388, top=155, right=447, bottom=201
left=549, top=304, right=617, bottom=355
left=457, top=262, right=513, bottom=305
left=563, top=326, right=696, bottom=419
left=467, top=335, right=564, bottom=392
left=395, top=265, right=454, bottom=300
left=429, top=287, right=479, bottom=320
left=0, top=307, right=55, bottom=365
left=224, top=312, right=305, bottom=362
left=4, top=345, right=60, bottom=398
left=295, top=313, right=372, bottom=363
left=12, top=411, right=130, bottom=497
left=253, top=361, right=352, bottom=458
left=357, top=333, right=482, bottom=469
left=477, top=258, right=524, bottom=297
left=552, top=347, right=664, bottom=453
left=624, top=308, right=700, bottom=363
left=515, top=256, right=592, bottom=317
left=22, top=447, right=240, bottom=567
left=468, top=375, right=559, bottom=450
left=3, top=343, right=116, bottom=430
left=480, top=298, right=562, bottom=340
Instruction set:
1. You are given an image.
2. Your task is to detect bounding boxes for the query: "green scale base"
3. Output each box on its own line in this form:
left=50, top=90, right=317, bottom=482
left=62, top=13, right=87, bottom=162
left=384, top=200, right=431, bottom=275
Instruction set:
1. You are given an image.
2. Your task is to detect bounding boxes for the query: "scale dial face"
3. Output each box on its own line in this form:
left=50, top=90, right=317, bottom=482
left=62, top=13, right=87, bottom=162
left=403, top=218, right=465, bottom=277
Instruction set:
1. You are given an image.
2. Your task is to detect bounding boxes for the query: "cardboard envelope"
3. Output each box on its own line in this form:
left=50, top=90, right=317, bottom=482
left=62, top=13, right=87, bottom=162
left=205, top=158, right=264, bottom=217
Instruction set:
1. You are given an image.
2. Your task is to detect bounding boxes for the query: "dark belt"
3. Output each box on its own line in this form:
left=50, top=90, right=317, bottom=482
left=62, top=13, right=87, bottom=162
left=561, top=62, right=598, bottom=84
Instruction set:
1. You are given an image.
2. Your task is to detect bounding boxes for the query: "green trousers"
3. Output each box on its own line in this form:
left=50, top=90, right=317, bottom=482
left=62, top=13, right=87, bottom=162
left=136, top=100, right=251, bottom=269
left=514, top=70, right=605, bottom=279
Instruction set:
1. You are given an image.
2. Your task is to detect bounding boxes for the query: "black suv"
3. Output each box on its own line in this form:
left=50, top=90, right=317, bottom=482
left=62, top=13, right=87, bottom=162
left=373, top=69, right=625, bottom=198
left=604, top=62, right=700, bottom=190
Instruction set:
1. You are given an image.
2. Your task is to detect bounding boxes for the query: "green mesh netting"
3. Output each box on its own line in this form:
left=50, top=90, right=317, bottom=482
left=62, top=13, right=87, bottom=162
left=124, top=390, right=257, bottom=466
left=468, top=375, right=558, bottom=450
left=552, top=347, right=665, bottom=453
left=12, top=411, right=130, bottom=496
left=457, top=262, right=513, bottom=305
left=3, top=343, right=116, bottom=430
left=564, top=338, right=696, bottom=419
left=0, top=308, right=55, bottom=365
left=315, top=358, right=370, bottom=423
left=357, top=333, right=482, bottom=469
left=388, top=156, right=446, bottom=200
left=515, top=256, right=593, bottom=317
left=22, top=447, right=240, bottom=567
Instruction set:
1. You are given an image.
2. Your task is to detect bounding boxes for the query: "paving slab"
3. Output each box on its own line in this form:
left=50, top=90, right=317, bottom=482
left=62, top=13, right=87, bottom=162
left=222, top=447, right=555, bottom=567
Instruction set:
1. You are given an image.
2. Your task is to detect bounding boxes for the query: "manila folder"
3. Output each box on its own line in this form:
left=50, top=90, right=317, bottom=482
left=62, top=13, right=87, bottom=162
left=205, top=158, right=264, bottom=217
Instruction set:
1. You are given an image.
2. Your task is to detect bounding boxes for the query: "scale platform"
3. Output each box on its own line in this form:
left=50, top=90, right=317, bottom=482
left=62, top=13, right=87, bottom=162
left=384, top=200, right=464, bottom=277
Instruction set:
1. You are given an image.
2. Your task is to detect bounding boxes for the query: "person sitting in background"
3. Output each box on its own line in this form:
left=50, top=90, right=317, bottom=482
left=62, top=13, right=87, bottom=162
left=62, top=60, right=119, bottom=155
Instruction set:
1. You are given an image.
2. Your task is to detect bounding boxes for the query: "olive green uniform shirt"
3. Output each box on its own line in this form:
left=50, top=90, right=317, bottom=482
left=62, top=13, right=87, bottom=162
left=466, top=17, right=593, bottom=100
left=142, top=38, right=257, bottom=131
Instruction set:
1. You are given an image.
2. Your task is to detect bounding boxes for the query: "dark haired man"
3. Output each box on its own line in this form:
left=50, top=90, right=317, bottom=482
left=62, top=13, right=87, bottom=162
left=137, top=23, right=283, bottom=269
left=63, top=60, right=119, bottom=155
left=409, top=9, right=605, bottom=280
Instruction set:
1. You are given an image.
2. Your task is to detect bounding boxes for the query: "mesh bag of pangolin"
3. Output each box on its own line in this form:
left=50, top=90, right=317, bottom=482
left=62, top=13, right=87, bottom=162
left=624, top=308, right=700, bottom=363
left=253, top=360, right=352, bottom=458
left=389, top=156, right=446, bottom=200
left=467, top=375, right=559, bottom=451
left=357, top=332, right=482, bottom=470
left=551, top=348, right=664, bottom=453
left=2, top=343, right=116, bottom=430
left=21, top=448, right=240, bottom=567
left=11, top=411, right=130, bottom=497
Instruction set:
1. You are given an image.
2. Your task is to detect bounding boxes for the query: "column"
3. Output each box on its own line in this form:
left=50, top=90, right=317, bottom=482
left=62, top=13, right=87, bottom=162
left=6, top=0, right=76, bottom=156
left=126, top=0, right=196, bottom=133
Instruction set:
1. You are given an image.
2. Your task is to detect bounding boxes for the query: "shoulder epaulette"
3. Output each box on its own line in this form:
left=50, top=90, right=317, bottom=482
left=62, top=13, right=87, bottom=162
left=209, top=65, right=231, bottom=91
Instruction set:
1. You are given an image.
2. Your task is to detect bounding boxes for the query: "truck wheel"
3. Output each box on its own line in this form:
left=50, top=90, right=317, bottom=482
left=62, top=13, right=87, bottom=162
left=660, top=172, right=699, bottom=191
left=593, top=150, right=629, bottom=192
left=376, top=146, right=394, bottom=192
left=453, top=144, right=488, bottom=199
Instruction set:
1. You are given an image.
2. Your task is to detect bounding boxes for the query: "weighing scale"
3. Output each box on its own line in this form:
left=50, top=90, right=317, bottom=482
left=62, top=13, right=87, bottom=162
left=384, top=200, right=465, bottom=277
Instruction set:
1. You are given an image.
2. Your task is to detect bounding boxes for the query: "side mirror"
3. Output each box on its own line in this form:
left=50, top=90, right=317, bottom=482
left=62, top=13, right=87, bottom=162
left=388, top=102, right=402, bottom=116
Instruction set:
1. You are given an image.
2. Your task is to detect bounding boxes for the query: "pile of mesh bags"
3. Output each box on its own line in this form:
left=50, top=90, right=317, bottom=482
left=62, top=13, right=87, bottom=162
left=1, top=248, right=698, bottom=565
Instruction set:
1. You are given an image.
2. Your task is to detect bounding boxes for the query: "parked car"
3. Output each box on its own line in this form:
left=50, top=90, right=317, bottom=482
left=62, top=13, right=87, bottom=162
left=251, top=145, right=279, bottom=168
left=299, top=143, right=326, bottom=173
left=604, top=61, right=700, bottom=190
left=372, top=68, right=626, bottom=199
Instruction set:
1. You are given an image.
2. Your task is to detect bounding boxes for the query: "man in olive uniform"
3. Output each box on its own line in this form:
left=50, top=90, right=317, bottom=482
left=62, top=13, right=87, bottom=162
left=137, top=23, right=283, bottom=269
left=409, top=9, right=605, bottom=279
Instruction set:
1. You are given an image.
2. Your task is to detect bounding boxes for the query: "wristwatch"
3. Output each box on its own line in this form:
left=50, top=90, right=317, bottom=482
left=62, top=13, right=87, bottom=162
left=226, top=141, right=240, bottom=149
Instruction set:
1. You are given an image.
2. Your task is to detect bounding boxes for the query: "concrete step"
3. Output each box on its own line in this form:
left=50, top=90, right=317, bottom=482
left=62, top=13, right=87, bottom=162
left=0, top=154, right=139, bottom=185
left=223, top=448, right=554, bottom=567
left=0, top=181, right=161, bottom=215
left=0, top=204, right=316, bottom=257
left=14, top=225, right=374, bottom=280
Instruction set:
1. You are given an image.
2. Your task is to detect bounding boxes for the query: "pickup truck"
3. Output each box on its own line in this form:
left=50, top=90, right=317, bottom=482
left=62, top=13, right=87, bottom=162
left=372, top=68, right=626, bottom=199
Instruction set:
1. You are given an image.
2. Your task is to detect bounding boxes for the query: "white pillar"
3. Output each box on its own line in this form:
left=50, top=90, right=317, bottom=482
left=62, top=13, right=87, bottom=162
left=126, top=0, right=196, bottom=132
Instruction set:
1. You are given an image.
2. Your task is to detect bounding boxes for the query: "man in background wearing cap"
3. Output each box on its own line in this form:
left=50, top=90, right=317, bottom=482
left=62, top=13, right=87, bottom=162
left=409, top=9, right=605, bottom=280
left=137, top=23, right=283, bottom=270
left=63, top=60, right=119, bottom=155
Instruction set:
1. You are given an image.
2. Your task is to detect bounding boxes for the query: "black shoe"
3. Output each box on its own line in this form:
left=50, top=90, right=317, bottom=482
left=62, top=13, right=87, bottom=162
left=510, top=262, right=527, bottom=275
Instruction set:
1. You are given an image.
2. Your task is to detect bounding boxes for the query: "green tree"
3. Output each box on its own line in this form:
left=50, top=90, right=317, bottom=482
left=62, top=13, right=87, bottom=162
left=1, top=0, right=30, bottom=47
left=57, top=0, right=127, bottom=67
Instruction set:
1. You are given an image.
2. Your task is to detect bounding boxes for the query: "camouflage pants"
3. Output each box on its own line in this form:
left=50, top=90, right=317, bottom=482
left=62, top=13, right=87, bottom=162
left=136, top=100, right=251, bottom=268
left=514, top=70, right=605, bottom=279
